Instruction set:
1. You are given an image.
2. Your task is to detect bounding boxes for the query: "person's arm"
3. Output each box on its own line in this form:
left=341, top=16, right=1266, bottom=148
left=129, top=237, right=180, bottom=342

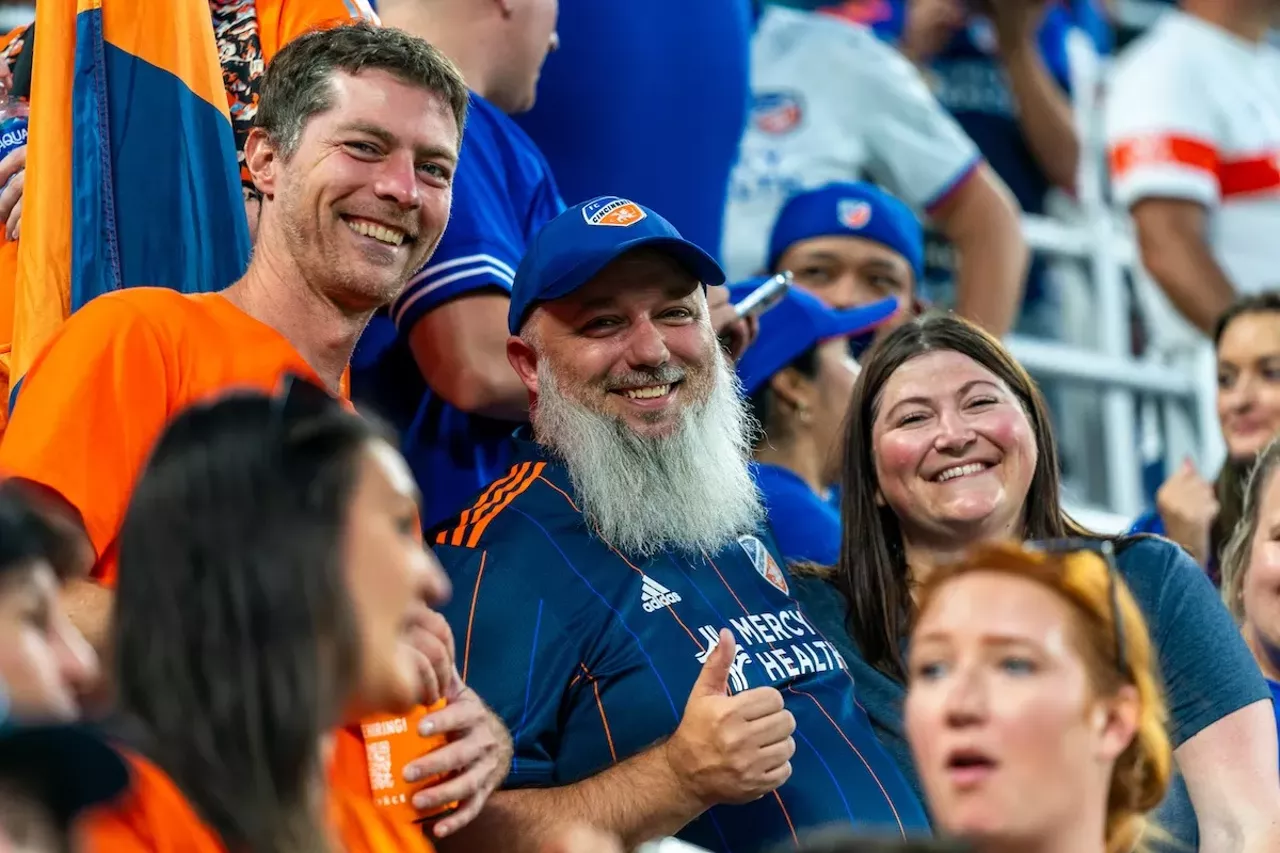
left=431, top=524, right=795, bottom=853
left=444, top=740, right=703, bottom=853
left=1176, top=700, right=1280, bottom=853
left=407, top=294, right=530, bottom=421
left=847, top=25, right=1027, bottom=335
left=1129, top=198, right=1234, bottom=335
left=438, top=631, right=795, bottom=853
left=991, top=1, right=1079, bottom=193
left=1104, top=45, right=1228, bottom=335
left=928, top=163, right=1028, bottom=336
left=389, top=111, right=565, bottom=422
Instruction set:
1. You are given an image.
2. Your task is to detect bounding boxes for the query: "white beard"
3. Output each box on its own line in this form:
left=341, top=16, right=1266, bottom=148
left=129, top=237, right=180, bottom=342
left=532, top=348, right=764, bottom=558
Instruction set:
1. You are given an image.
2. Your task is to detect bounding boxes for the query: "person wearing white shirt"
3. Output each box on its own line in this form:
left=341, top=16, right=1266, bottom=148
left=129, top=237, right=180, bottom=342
left=1106, top=0, right=1280, bottom=348
left=723, top=4, right=1028, bottom=336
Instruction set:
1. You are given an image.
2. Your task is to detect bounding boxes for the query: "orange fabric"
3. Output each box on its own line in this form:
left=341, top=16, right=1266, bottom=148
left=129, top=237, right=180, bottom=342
left=1217, top=154, right=1280, bottom=198
left=0, top=240, right=17, bottom=438
left=0, top=288, right=345, bottom=586
left=2, top=0, right=375, bottom=435
left=434, top=462, right=547, bottom=548
left=1109, top=134, right=1280, bottom=198
left=0, top=23, right=28, bottom=56
left=82, top=749, right=436, bottom=853
left=10, top=0, right=75, bottom=408
left=331, top=725, right=376, bottom=799
left=1109, top=134, right=1218, bottom=178
left=258, top=0, right=380, bottom=59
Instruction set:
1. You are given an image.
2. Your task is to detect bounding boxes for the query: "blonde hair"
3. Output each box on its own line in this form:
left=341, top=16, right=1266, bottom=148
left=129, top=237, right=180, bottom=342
left=913, top=541, right=1173, bottom=853
left=1221, top=436, right=1280, bottom=622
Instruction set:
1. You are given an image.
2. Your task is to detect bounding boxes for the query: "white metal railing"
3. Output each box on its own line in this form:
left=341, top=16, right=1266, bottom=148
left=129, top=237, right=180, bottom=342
left=1007, top=31, right=1220, bottom=520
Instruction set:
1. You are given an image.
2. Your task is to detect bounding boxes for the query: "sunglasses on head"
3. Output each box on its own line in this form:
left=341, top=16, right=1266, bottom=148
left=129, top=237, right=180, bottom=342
left=1025, top=537, right=1129, bottom=679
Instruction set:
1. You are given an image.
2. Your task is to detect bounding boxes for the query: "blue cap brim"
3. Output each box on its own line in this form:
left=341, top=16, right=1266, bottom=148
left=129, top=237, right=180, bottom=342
left=0, top=722, right=130, bottom=822
left=819, top=295, right=900, bottom=341
left=536, top=235, right=727, bottom=307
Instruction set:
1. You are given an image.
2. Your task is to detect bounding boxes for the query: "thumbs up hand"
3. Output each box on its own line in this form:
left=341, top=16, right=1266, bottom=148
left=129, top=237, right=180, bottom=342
left=663, top=629, right=796, bottom=807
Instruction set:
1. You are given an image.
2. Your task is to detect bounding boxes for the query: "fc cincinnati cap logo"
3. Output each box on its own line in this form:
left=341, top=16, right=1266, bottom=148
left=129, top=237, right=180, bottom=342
left=838, top=199, right=872, bottom=230
left=582, top=197, right=648, bottom=228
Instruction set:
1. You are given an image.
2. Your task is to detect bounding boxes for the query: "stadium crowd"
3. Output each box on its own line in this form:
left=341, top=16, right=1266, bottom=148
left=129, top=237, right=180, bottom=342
left=0, top=1, right=1279, bottom=853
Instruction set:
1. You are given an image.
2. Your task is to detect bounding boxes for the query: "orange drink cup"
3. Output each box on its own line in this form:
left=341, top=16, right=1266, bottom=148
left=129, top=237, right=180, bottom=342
left=360, top=698, right=458, bottom=824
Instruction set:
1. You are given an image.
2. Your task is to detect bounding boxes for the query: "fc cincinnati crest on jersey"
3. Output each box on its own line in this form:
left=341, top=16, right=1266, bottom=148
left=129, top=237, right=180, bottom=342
left=838, top=199, right=872, bottom=230
left=738, top=534, right=788, bottom=595
left=582, top=196, right=647, bottom=227
left=751, top=91, right=804, bottom=135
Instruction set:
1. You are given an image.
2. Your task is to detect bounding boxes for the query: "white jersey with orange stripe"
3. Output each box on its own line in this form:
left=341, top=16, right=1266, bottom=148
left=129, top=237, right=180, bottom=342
left=1105, top=10, right=1280, bottom=303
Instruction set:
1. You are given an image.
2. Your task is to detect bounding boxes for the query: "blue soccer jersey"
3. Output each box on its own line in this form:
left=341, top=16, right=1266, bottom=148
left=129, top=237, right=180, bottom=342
left=753, top=463, right=842, bottom=568
left=434, top=436, right=930, bottom=853
left=350, top=93, right=565, bottom=529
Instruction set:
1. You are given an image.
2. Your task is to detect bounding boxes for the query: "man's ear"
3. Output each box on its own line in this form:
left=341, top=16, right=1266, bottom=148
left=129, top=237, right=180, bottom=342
left=244, top=127, right=281, bottom=199
left=507, top=332, right=540, bottom=396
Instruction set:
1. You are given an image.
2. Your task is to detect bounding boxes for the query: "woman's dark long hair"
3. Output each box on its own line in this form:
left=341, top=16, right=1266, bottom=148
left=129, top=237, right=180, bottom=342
left=837, top=313, right=1089, bottom=679
left=1210, top=292, right=1280, bottom=568
left=114, top=388, right=385, bottom=853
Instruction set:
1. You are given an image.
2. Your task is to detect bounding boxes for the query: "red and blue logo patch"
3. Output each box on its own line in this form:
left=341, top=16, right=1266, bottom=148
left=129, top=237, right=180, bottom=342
left=838, top=199, right=872, bottom=229
left=751, top=91, right=804, bottom=135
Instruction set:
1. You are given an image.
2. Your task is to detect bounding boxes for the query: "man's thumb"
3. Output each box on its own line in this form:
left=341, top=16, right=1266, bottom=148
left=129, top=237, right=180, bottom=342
left=691, top=629, right=735, bottom=698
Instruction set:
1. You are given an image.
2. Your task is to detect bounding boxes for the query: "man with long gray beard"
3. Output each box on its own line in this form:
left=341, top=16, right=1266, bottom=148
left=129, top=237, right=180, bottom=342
left=430, top=197, right=930, bottom=853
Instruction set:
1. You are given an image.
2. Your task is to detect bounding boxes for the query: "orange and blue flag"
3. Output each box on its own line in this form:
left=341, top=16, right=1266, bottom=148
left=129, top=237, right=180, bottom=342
left=8, top=0, right=251, bottom=414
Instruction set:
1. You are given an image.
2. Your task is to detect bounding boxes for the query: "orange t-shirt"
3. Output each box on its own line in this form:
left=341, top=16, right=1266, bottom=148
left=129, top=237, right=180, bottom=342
left=0, top=287, right=349, bottom=587
left=82, top=749, right=436, bottom=853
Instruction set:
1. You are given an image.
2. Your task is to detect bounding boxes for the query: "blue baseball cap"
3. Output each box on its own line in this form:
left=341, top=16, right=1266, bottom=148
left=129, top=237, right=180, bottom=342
left=733, top=282, right=899, bottom=395
left=508, top=196, right=726, bottom=334
left=767, top=181, right=924, bottom=282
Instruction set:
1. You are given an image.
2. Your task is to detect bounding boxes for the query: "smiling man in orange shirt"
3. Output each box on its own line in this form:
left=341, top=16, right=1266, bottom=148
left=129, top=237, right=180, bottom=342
left=0, top=22, right=510, bottom=838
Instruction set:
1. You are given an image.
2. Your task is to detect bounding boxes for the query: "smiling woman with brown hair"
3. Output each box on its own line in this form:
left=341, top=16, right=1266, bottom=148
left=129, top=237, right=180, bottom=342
left=788, top=312, right=1280, bottom=852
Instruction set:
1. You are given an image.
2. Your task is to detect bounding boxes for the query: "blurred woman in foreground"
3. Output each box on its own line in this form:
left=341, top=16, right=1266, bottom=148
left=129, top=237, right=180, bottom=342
left=1133, top=292, right=1280, bottom=578
left=84, top=383, right=451, bottom=852
left=788, top=313, right=1280, bottom=851
left=906, top=542, right=1170, bottom=853
left=1221, top=437, right=1280, bottom=753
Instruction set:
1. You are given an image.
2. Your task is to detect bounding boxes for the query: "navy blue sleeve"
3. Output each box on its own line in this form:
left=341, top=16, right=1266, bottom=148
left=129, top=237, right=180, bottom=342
left=435, top=527, right=582, bottom=788
left=1117, top=538, right=1270, bottom=746
left=526, top=148, right=567, bottom=232
left=391, top=102, right=566, bottom=334
left=390, top=130, right=520, bottom=332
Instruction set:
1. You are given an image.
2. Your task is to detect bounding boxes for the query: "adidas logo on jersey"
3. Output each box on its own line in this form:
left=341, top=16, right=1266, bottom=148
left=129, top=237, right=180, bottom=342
left=641, top=575, right=682, bottom=612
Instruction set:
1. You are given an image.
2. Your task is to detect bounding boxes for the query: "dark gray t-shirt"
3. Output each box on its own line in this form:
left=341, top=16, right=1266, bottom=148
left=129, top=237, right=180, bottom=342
left=790, top=536, right=1270, bottom=850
